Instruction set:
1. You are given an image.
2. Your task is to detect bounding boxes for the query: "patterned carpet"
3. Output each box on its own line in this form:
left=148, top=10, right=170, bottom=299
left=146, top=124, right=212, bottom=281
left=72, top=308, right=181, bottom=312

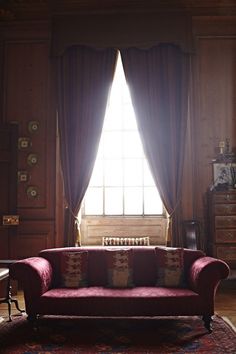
left=0, top=314, right=235, bottom=353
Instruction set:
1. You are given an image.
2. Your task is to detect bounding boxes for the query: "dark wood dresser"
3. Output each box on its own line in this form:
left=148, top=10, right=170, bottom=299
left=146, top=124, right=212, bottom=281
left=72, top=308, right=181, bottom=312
left=207, top=189, right=236, bottom=269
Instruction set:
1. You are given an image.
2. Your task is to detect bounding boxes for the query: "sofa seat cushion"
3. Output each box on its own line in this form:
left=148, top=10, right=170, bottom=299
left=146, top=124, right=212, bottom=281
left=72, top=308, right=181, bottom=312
left=37, top=287, right=202, bottom=317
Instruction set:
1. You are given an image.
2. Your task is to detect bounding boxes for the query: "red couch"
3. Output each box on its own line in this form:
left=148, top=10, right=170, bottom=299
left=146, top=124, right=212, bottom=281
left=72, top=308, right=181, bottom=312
left=10, top=246, right=229, bottom=332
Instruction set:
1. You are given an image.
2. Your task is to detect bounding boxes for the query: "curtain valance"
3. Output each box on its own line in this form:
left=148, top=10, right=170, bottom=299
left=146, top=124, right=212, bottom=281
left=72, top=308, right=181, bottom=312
left=52, top=13, right=194, bottom=56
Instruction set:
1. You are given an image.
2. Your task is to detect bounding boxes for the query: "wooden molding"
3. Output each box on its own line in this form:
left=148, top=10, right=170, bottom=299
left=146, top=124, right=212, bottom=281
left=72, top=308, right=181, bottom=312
left=0, top=1, right=236, bottom=21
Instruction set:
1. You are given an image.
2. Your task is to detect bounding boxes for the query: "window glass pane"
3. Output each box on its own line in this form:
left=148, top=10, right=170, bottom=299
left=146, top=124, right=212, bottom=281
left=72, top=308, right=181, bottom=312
left=103, top=132, right=122, bottom=158
left=89, top=160, right=103, bottom=187
left=124, top=159, right=142, bottom=186
left=143, top=160, right=156, bottom=186
left=84, top=187, right=103, bottom=215
left=104, top=159, right=123, bottom=186
left=124, top=104, right=137, bottom=130
left=144, top=187, right=163, bottom=215
left=124, top=187, right=143, bottom=215
left=105, top=187, right=123, bottom=215
left=104, top=105, right=122, bottom=131
left=122, top=81, right=130, bottom=102
left=124, top=131, right=144, bottom=158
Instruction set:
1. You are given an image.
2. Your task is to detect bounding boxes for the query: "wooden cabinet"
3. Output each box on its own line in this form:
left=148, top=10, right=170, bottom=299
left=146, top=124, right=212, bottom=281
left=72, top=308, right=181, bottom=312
left=208, top=190, right=236, bottom=268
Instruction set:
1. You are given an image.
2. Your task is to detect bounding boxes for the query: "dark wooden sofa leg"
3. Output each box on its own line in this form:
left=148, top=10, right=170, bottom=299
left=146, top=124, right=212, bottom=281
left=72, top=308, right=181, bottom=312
left=202, top=315, right=213, bottom=333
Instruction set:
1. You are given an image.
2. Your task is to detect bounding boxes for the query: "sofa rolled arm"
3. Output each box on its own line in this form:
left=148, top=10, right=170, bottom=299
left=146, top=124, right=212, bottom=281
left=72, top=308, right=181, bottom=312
left=10, top=257, right=53, bottom=298
left=188, top=256, right=230, bottom=295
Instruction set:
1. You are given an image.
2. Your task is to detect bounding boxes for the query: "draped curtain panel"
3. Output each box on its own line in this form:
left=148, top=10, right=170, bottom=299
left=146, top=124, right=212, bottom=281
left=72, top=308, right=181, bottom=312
left=121, top=45, right=190, bottom=246
left=57, top=46, right=117, bottom=246
left=54, top=13, right=193, bottom=247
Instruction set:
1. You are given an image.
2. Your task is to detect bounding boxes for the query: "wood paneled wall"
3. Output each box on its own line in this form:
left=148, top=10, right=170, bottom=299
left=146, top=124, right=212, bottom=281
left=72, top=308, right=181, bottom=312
left=0, top=13, right=235, bottom=257
left=0, top=22, right=60, bottom=258
left=185, top=16, right=236, bottom=244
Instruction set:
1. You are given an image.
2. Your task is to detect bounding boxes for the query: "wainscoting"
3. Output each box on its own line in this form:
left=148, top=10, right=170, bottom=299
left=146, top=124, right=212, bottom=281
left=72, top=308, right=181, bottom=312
left=81, top=216, right=167, bottom=246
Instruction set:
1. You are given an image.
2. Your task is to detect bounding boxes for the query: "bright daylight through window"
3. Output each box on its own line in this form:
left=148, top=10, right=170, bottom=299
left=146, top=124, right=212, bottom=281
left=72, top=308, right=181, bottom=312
left=84, top=53, right=163, bottom=216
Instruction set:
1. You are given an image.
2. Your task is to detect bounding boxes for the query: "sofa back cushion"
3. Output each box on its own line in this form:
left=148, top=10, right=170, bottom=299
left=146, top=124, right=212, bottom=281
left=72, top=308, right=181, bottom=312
left=155, top=247, right=185, bottom=287
left=106, top=248, right=134, bottom=288
left=60, top=251, right=88, bottom=288
left=39, top=246, right=205, bottom=288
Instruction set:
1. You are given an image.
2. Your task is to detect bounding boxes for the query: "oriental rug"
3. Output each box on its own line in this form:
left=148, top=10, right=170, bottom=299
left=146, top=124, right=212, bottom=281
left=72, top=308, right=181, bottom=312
left=0, top=314, right=235, bottom=353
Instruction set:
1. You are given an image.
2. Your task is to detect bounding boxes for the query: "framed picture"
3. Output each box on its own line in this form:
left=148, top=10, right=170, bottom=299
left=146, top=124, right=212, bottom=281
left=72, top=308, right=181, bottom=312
left=213, top=163, right=236, bottom=189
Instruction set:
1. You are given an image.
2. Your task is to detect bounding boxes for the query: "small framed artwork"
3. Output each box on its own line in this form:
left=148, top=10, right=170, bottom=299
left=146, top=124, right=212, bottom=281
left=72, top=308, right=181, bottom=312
left=213, top=163, right=236, bottom=190
left=26, top=186, right=39, bottom=199
left=18, top=170, right=29, bottom=183
left=28, top=120, right=39, bottom=133
left=27, top=153, right=38, bottom=166
left=18, top=137, right=31, bottom=150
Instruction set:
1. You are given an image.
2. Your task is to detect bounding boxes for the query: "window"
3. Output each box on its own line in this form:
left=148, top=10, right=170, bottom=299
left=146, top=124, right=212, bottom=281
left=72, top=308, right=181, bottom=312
left=83, top=54, right=163, bottom=216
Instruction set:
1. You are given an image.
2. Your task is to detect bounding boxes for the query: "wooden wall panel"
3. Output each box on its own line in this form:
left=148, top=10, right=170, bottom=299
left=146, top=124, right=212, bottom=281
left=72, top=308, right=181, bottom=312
left=0, top=124, right=18, bottom=258
left=0, top=14, right=235, bottom=254
left=0, top=23, right=58, bottom=258
left=195, top=38, right=236, bottom=201
left=9, top=220, right=55, bottom=259
left=0, top=227, right=9, bottom=258
left=4, top=40, right=56, bottom=220
left=190, top=17, right=236, bottom=243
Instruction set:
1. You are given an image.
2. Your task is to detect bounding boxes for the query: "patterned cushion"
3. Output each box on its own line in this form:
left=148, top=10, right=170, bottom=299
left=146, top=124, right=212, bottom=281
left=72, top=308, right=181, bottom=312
left=106, top=249, right=134, bottom=288
left=60, top=251, right=88, bottom=288
left=155, top=247, right=185, bottom=288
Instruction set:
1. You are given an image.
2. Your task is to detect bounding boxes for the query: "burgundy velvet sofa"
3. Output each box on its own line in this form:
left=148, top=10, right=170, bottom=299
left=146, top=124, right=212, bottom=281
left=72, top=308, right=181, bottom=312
left=10, top=246, right=229, bottom=332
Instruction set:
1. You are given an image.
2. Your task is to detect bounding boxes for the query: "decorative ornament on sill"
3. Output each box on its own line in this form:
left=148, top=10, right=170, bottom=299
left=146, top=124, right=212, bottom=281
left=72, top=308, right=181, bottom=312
left=26, top=186, right=39, bottom=199
left=27, top=153, right=38, bottom=166
left=28, top=120, right=39, bottom=133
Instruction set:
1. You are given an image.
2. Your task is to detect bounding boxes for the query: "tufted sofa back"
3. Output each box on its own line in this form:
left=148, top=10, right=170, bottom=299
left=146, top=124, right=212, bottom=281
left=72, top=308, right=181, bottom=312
left=39, top=246, right=205, bottom=288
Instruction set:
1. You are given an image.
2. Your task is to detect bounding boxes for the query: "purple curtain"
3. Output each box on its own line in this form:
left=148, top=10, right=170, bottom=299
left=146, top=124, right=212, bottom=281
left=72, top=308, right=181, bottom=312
left=121, top=45, right=190, bottom=246
left=57, top=46, right=117, bottom=246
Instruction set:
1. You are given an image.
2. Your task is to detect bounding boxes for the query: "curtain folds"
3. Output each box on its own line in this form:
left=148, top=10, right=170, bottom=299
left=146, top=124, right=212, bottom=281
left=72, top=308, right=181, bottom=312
left=57, top=46, right=117, bottom=246
left=121, top=45, right=190, bottom=246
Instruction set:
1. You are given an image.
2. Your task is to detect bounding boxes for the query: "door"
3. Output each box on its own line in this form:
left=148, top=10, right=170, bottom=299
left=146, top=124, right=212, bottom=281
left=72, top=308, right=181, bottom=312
left=0, top=123, right=18, bottom=259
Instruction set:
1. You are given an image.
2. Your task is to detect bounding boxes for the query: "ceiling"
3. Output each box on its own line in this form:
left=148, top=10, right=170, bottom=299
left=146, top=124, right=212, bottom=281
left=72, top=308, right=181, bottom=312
left=0, top=0, right=236, bottom=21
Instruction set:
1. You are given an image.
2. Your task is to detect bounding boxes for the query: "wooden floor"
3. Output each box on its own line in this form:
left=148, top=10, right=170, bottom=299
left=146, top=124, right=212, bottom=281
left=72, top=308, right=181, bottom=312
left=215, top=287, right=236, bottom=327
left=0, top=288, right=236, bottom=328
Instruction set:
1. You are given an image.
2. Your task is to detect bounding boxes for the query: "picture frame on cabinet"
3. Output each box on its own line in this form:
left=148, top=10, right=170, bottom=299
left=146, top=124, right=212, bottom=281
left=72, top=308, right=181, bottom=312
left=213, top=162, right=236, bottom=190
